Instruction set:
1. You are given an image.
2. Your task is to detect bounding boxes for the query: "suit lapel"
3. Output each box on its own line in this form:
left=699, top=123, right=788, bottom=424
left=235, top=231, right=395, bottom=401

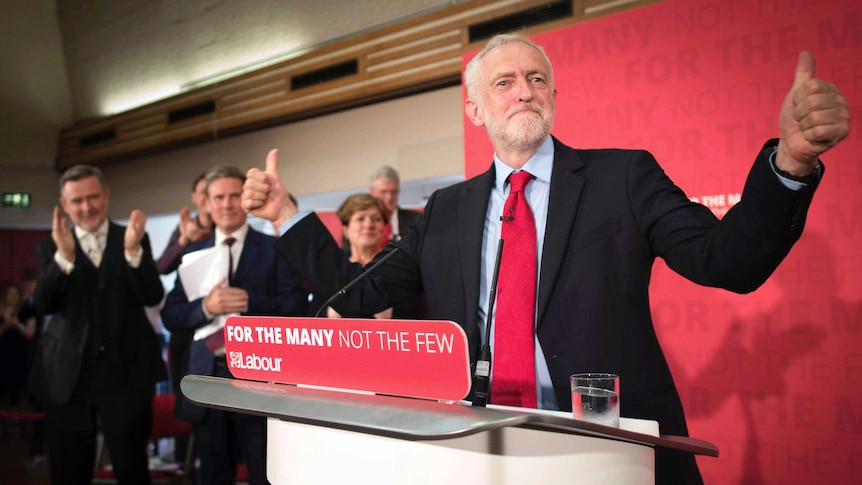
left=200, top=236, right=216, bottom=250
left=537, top=138, right=585, bottom=328
left=457, top=165, right=495, bottom=330
left=233, top=228, right=261, bottom=284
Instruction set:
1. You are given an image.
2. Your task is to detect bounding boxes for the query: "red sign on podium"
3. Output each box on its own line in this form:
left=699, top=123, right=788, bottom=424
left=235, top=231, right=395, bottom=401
left=222, top=316, right=472, bottom=402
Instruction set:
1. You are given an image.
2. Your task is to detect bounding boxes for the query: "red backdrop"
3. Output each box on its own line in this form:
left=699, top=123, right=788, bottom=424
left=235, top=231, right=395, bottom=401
left=0, top=229, right=48, bottom=289
left=464, top=0, right=861, bottom=482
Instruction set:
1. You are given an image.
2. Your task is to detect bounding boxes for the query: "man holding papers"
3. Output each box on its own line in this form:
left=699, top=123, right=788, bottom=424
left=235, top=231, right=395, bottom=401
left=162, top=165, right=307, bottom=485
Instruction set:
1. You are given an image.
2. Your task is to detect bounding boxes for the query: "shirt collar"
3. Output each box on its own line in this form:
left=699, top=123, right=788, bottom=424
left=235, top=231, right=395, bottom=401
left=493, top=135, right=554, bottom=192
left=74, top=218, right=109, bottom=243
left=215, top=223, right=249, bottom=246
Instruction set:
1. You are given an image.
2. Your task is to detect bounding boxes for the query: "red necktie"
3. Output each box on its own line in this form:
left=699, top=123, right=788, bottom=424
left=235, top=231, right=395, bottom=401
left=492, top=170, right=537, bottom=407
left=383, top=223, right=393, bottom=249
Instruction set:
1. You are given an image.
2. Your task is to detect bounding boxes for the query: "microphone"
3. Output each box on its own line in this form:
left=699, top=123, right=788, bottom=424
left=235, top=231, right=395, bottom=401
left=472, top=238, right=504, bottom=407
left=313, top=247, right=401, bottom=318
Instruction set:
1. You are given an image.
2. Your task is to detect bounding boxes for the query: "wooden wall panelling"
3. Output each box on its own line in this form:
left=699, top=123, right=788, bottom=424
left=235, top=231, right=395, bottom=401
left=56, top=0, right=658, bottom=170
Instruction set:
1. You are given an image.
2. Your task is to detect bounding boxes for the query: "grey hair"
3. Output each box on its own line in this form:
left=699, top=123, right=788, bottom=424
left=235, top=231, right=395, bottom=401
left=59, top=165, right=106, bottom=195
left=370, top=165, right=400, bottom=186
left=463, top=33, right=554, bottom=100
left=204, top=165, right=246, bottom=194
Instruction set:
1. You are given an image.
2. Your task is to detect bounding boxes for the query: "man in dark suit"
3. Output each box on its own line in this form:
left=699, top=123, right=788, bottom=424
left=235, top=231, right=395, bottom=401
left=341, top=166, right=420, bottom=251
left=33, top=164, right=166, bottom=484
left=241, top=34, right=849, bottom=483
left=369, top=165, right=420, bottom=242
left=161, top=165, right=308, bottom=485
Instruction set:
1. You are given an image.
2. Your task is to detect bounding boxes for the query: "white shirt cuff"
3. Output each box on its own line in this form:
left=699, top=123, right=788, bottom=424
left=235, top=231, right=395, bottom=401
left=54, top=250, right=74, bottom=274
left=277, top=210, right=313, bottom=236
left=125, top=249, right=143, bottom=268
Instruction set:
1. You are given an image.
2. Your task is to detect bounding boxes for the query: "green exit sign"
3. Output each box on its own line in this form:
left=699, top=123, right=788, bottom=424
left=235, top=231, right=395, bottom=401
left=2, top=192, right=31, bottom=208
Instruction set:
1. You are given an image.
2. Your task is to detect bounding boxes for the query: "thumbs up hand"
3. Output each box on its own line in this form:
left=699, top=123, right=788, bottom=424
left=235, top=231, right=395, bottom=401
left=242, top=149, right=298, bottom=228
left=777, top=51, right=850, bottom=176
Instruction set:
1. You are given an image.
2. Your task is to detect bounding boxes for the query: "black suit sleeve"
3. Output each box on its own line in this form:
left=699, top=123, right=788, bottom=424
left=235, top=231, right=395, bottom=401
left=126, top=234, right=165, bottom=307
left=275, top=214, right=423, bottom=317
left=645, top=139, right=818, bottom=293
left=33, top=237, right=67, bottom=317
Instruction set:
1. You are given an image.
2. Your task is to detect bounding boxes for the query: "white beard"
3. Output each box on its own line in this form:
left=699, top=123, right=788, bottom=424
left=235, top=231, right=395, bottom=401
left=486, top=104, right=555, bottom=153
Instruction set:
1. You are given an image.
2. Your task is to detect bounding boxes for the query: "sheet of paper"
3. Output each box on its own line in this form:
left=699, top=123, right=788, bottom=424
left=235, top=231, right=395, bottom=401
left=178, top=246, right=226, bottom=301
left=178, top=245, right=240, bottom=341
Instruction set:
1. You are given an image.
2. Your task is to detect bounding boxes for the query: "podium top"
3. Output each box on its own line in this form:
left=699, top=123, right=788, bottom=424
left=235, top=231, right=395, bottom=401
left=181, top=375, right=718, bottom=457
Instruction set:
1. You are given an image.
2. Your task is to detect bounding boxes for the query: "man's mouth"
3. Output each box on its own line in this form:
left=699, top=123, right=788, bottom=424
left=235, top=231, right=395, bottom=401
left=509, top=107, right=540, bottom=119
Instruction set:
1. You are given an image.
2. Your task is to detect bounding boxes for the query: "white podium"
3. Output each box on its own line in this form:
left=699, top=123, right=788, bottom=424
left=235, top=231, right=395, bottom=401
left=182, top=375, right=717, bottom=484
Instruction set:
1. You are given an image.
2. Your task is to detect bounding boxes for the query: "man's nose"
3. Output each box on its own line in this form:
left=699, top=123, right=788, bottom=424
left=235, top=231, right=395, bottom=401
left=515, top=80, right=534, bottom=101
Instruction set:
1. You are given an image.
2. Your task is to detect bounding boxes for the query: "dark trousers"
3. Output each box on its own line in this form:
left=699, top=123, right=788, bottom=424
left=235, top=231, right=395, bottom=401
left=194, top=363, right=269, bottom=485
left=656, top=448, right=704, bottom=485
left=29, top=395, right=45, bottom=458
left=168, top=330, right=193, bottom=461
left=44, top=383, right=153, bottom=485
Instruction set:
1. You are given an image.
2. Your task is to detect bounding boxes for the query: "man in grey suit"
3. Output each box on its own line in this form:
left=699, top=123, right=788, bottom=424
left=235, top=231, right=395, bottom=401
left=162, top=165, right=308, bottom=485
left=242, top=34, right=849, bottom=483
left=33, top=164, right=166, bottom=485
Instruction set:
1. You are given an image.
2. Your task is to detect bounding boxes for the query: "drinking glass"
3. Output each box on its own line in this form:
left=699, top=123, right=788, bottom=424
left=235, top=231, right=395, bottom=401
left=570, top=373, right=620, bottom=427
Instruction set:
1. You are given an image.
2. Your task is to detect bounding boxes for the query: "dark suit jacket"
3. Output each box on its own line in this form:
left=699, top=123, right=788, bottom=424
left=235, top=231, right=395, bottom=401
left=32, top=222, right=166, bottom=405
left=395, top=207, right=420, bottom=239
left=161, top=226, right=308, bottom=423
left=276, top=138, right=817, bottom=436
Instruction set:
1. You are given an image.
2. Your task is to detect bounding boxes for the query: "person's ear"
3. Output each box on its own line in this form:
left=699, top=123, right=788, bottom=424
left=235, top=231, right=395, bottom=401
left=465, top=98, right=484, bottom=127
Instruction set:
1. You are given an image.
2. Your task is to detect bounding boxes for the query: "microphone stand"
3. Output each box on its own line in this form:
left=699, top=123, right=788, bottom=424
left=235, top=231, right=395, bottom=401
left=472, top=239, right=504, bottom=407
